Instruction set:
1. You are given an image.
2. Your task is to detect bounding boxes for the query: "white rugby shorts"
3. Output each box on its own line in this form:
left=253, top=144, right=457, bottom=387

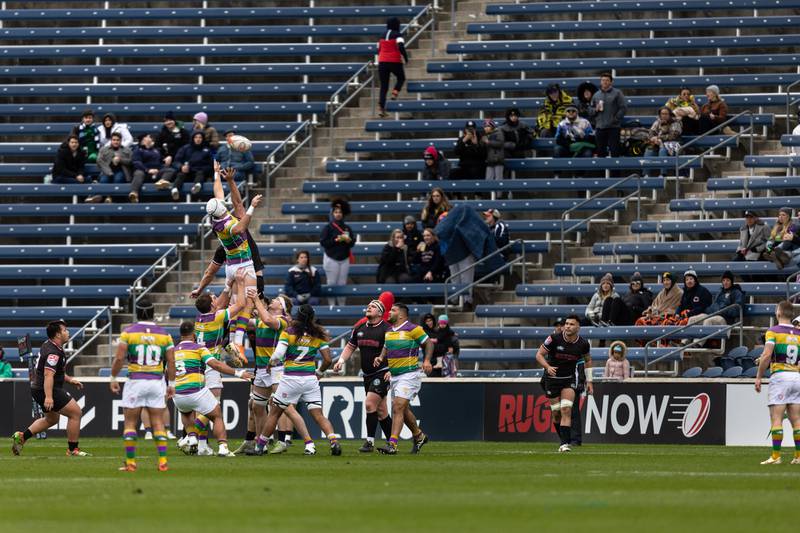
left=390, top=370, right=422, bottom=401
left=173, top=387, right=219, bottom=416
left=768, top=371, right=800, bottom=406
left=273, top=374, right=322, bottom=409
left=121, top=379, right=166, bottom=409
left=224, top=260, right=257, bottom=288
left=253, top=367, right=272, bottom=389
left=205, top=367, right=223, bottom=390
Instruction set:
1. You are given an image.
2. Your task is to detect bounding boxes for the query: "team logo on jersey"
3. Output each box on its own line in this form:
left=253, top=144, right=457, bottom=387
left=46, top=354, right=59, bottom=366
left=357, top=331, right=364, bottom=337
left=544, top=336, right=552, bottom=346
left=556, top=346, right=564, bottom=351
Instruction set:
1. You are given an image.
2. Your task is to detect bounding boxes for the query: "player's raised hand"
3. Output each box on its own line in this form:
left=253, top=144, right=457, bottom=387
left=221, top=167, right=235, bottom=182
left=250, top=194, right=263, bottom=209
left=213, top=159, right=221, bottom=174
left=190, top=288, right=201, bottom=299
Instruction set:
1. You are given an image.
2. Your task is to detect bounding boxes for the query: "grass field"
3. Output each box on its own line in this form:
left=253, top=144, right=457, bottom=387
left=1, top=438, right=797, bottom=532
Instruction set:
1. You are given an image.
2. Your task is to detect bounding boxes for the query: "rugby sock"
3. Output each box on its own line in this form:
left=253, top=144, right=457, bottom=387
left=366, top=411, right=379, bottom=441
left=195, top=415, right=209, bottom=443
left=123, top=431, right=137, bottom=466
left=795, top=429, right=800, bottom=459
left=388, top=435, right=398, bottom=448
left=379, top=416, right=392, bottom=439
left=68, top=441, right=79, bottom=452
left=22, top=429, right=33, bottom=442
left=234, top=311, right=251, bottom=346
left=560, top=425, right=571, bottom=446
left=255, top=435, right=268, bottom=451
left=327, top=434, right=339, bottom=446
left=771, top=427, right=783, bottom=459
left=284, top=432, right=292, bottom=444
left=304, top=438, right=314, bottom=447
left=245, top=431, right=256, bottom=442
left=153, top=430, right=168, bottom=467
left=276, top=430, right=287, bottom=443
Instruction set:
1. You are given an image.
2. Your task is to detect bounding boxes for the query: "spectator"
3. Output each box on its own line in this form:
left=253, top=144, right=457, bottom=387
left=156, top=111, right=190, bottom=167
left=536, top=83, right=573, bottom=138
left=130, top=133, right=169, bottom=203
left=483, top=209, right=510, bottom=252
left=698, top=85, right=731, bottom=135
left=420, top=187, right=451, bottom=229
left=453, top=120, right=486, bottom=180
left=425, top=315, right=459, bottom=378
left=283, top=250, right=321, bottom=305
left=377, top=229, right=412, bottom=284
left=575, top=81, right=598, bottom=126
left=635, top=272, right=683, bottom=326
left=216, top=130, right=255, bottom=181
left=94, top=132, right=133, bottom=203
left=100, top=113, right=133, bottom=148
left=734, top=210, right=770, bottom=262
left=413, top=228, right=447, bottom=282
left=71, top=108, right=104, bottom=163
left=402, top=215, right=423, bottom=251
left=554, top=104, right=596, bottom=159
left=500, top=107, right=533, bottom=161
left=687, top=270, right=745, bottom=348
left=52, top=135, right=87, bottom=185
left=764, top=207, right=796, bottom=269
left=602, top=272, right=653, bottom=326
left=675, top=270, right=713, bottom=322
left=376, top=17, right=408, bottom=118
left=482, top=119, right=511, bottom=180
left=603, top=341, right=630, bottom=381
left=588, top=72, right=627, bottom=157
left=665, top=87, right=701, bottom=134
left=167, top=131, right=213, bottom=200
left=319, top=198, right=355, bottom=306
left=422, top=146, right=450, bottom=181
left=0, top=346, right=12, bottom=379
left=585, top=273, right=619, bottom=326
left=792, top=106, right=800, bottom=155
left=192, top=112, right=220, bottom=151
left=646, top=107, right=682, bottom=177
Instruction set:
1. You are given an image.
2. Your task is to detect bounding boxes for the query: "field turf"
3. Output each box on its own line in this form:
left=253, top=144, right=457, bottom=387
left=1, top=438, right=797, bottom=532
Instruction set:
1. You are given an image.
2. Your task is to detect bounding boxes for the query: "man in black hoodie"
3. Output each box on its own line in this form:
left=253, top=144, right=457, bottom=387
left=452, top=120, right=485, bottom=180
left=500, top=107, right=533, bottom=160
left=687, top=270, right=745, bottom=349
left=676, top=269, right=713, bottom=323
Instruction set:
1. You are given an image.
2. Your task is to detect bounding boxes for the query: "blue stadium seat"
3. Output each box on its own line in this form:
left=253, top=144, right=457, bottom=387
left=261, top=220, right=588, bottom=236
left=744, top=155, right=800, bottom=168
left=555, top=261, right=781, bottom=278
left=1, top=327, right=84, bottom=343
left=631, top=218, right=776, bottom=235
left=0, top=223, right=199, bottom=238
left=169, top=304, right=432, bottom=321
left=253, top=241, right=547, bottom=258
left=722, top=366, right=744, bottom=378
left=593, top=240, right=740, bottom=256
left=747, top=346, right=765, bottom=359
left=457, top=346, right=676, bottom=363
left=726, top=346, right=751, bottom=361
left=0, top=141, right=281, bottom=157
left=0, top=82, right=342, bottom=97
left=0, top=121, right=302, bottom=137
left=702, top=366, right=724, bottom=378
left=0, top=285, right=131, bottom=300
left=0, top=182, right=234, bottom=198
left=448, top=326, right=728, bottom=341
left=0, top=102, right=325, bottom=117
left=0, top=306, right=107, bottom=321
left=0, top=265, right=149, bottom=280
left=0, top=64, right=362, bottom=80
left=485, top=0, right=800, bottom=15
left=670, top=196, right=799, bottom=213
left=477, top=303, right=771, bottom=319
left=780, top=134, right=800, bottom=146
left=516, top=282, right=799, bottom=298
left=707, top=176, right=800, bottom=191
left=682, top=367, right=703, bottom=378
left=741, top=366, right=758, bottom=378
left=216, top=263, right=379, bottom=279
left=0, top=203, right=205, bottom=217
left=0, top=244, right=175, bottom=260
left=204, top=283, right=468, bottom=299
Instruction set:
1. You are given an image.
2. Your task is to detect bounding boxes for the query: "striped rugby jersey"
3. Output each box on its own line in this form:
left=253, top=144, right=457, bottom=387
left=384, top=321, right=428, bottom=376
left=195, top=308, right=228, bottom=359
left=765, top=324, right=800, bottom=373
left=277, top=327, right=329, bottom=376
left=212, top=213, right=251, bottom=262
left=174, top=340, right=214, bottom=395
left=119, top=321, right=174, bottom=380
left=255, top=315, right=288, bottom=369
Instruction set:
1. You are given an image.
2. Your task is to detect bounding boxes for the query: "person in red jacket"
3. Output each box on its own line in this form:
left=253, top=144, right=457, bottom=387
left=377, top=18, right=409, bottom=118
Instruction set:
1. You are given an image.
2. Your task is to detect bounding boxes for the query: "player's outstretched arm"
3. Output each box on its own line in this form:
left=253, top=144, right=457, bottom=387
left=231, top=194, right=263, bottom=236
left=208, top=358, right=252, bottom=380
left=226, top=269, right=247, bottom=318
left=109, top=341, right=128, bottom=393
left=222, top=167, right=246, bottom=219
left=191, top=259, right=222, bottom=299
left=212, top=160, right=225, bottom=200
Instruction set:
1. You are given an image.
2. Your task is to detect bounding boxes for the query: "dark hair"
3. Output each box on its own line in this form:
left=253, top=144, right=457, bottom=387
left=110, top=132, right=122, bottom=140
left=81, top=109, right=94, bottom=118
left=564, top=314, right=581, bottom=325
left=386, top=17, right=401, bottom=31
left=179, top=321, right=195, bottom=338
left=331, top=197, right=351, bottom=217
left=294, top=249, right=310, bottom=263
left=393, top=303, right=409, bottom=317
left=0, top=345, right=4, bottom=360
left=65, top=134, right=80, bottom=144
left=599, top=72, right=613, bottom=81
left=292, top=304, right=329, bottom=341
left=136, top=299, right=155, bottom=321
left=777, top=300, right=795, bottom=320
left=46, top=320, right=67, bottom=340
left=422, top=187, right=451, bottom=222
left=195, top=293, right=212, bottom=314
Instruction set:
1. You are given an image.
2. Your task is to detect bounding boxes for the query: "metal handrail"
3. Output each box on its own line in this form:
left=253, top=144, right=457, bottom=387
left=643, top=303, right=743, bottom=376
left=559, top=173, right=641, bottom=264
left=264, top=120, right=313, bottom=217
left=784, top=268, right=800, bottom=300
left=65, top=306, right=113, bottom=365
left=785, top=79, right=800, bottom=135
left=443, top=238, right=526, bottom=315
left=130, top=245, right=181, bottom=311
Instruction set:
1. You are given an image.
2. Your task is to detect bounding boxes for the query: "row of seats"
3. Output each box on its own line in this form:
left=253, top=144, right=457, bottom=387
left=485, top=1, right=800, bottom=15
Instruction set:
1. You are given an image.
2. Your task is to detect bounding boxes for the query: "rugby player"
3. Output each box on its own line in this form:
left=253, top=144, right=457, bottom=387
left=333, top=299, right=393, bottom=452
left=535, top=314, right=593, bottom=453
left=12, top=320, right=89, bottom=457
left=172, top=322, right=252, bottom=457
left=755, top=300, right=800, bottom=465
left=373, top=303, right=433, bottom=455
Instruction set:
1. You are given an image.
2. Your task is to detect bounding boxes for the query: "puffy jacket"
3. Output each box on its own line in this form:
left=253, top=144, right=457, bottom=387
left=216, top=143, right=255, bottom=173
left=700, top=98, right=728, bottom=126
left=454, top=131, right=486, bottom=179
left=132, top=145, right=163, bottom=172
left=52, top=142, right=87, bottom=178
left=173, top=141, right=213, bottom=176
left=676, top=283, right=713, bottom=317
left=589, top=87, right=627, bottom=129
left=537, top=85, right=573, bottom=133
left=705, top=284, right=745, bottom=324
left=622, top=288, right=653, bottom=318
left=483, top=129, right=513, bottom=165
left=500, top=108, right=533, bottom=158
left=576, top=81, right=598, bottom=124
left=649, top=117, right=682, bottom=143
left=100, top=114, right=134, bottom=147
left=283, top=264, right=321, bottom=298
left=421, top=149, right=451, bottom=180
left=195, top=125, right=220, bottom=150
left=319, top=220, right=356, bottom=261
left=96, top=144, right=132, bottom=178
left=555, top=116, right=596, bottom=151
left=156, top=123, right=190, bottom=159
left=586, top=290, right=619, bottom=323
left=414, top=241, right=447, bottom=281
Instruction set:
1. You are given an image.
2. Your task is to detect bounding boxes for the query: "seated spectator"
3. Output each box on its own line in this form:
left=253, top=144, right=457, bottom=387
left=71, top=108, right=104, bottom=163
left=377, top=229, right=412, bottom=284
left=283, top=250, right=321, bottom=305
left=698, top=85, right=732, bottom=135
left=422, top=146, right=450, bottom=181
left=420, top=187, right=451, bottom=229
left=500, top=107, right=533, bottom=161
left=482, top=119, right=511, bottom=180
left=422, top=314, right=459, bottom=377
left=646, top=107, right=682, bottom=177
left=130, top=133, right=170, bottom=203
left=665, top=87, right=700, bottom=134
left=319, top=198, right=355, bottom=306
left=483, top=209, right=509, bottom=253
left=216, top=130, right=255, bottom=181
left=603, top=272, right=653, bottom=325
left=635, top=272, right=683, bottom=326
left=585, top=273, right=618, bottom=326
left=675, top=270, right=713, bottom=323
left=453, top=120, right=486, bottom=180
left=93, top=132, right=133, bottom=203
left=603, top=341, right=630, bottom=380
left=554, top=105, right=595, bottom=159
left=792, top=106, right=800, bottom=155
left=536, top=83, right=573, bottom=138
left=734, top=210, right=770, bottom=262
left=687, top=270, right=745, bottom=348
left=576, top=81, right=598, bottom=126
left=402, top=215, right=423, bottom=251
left=52, top=135, right=87, bottom=185
left=166, top=131, right=213, bottom=200
left=192, top=112, right=220, bottom=152
left=764, top=207, right=796, bottom=269
left=413, top=228, right=447, bottom=282
left=100, top=113, right=133, bottom=148
left=0, top=346, right=12, bottom=379
left=156, top=111, right=190, bottom=168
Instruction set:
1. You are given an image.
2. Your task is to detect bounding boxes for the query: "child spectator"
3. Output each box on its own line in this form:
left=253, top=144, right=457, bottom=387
left=156, top=111, right=190, bottom=166
left=453, top=120, right=486, bottom=180
left=216, top=130, right=256, bottom=181
left=588, top=72, right=627, bottom=157
left=665, top=87, right=701, bottom=134
left=603, top=341, right=630, bottom=380
left=284, top=250, right=321, bottom=305
left=52, top=135, right=87, bottom=185
left=635, top=272, right=683, bottom=326
left=646, top=107, right=682, bottom=177
left=537, top=83, right=573, bottom=138
left=319, top=198, right=355, bottom=306
left=585, top=273, right=618, bottom=326
left=420, top=188, right=451, bottom=229
left=413, top=228, right=447, bottom=282
left=377, top=229, right=412, bottom=284
left=167, top=131, right=213, bottom=200
left=402, top=215, right=423, bottom=251
left=192, top=112, right=220, bottom=151
left=483, top=209, right=510, bottom=253
left=376, top=17, right=408, bottom=118
left=482, top=119, right=512, bottom=180
left=422, top=146, right=450, bottom=181
left=71, top=108, right=104, bottom=163
left=100, top=113, right=133, bottom=148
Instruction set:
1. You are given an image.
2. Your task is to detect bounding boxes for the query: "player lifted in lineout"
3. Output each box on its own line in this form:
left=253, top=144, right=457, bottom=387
left=755, top=300, right=800, bottom=465
left=535, top=314, right=593, bottom=453
left=110, top=301, right=175, bottom=472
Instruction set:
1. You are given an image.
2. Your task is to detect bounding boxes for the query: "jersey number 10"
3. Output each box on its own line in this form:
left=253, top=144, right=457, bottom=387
left=134, top=344, right=162, bottom=366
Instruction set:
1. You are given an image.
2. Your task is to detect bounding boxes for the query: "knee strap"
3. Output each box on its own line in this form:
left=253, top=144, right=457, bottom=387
left=250, top=391, right=269, bottom=407
left=560, top=399, right=574, bottom=409
left=550, top=401, right=562, bottom=411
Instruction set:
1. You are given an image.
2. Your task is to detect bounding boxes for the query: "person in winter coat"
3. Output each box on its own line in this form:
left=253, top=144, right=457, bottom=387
left=377, top=229, right=412, bottom=284
left=687, top=270, right=745, bottom=329
left=422, top=146, right=450, bottom=180
left=215, top=130, right=256, bottom=181
left=763, top=207, right=796, bottom=269
left=635, top=272, right=683, bottom=326
left=698, top=85, right=731, bottom=135
left=603, top=341, right=630, bottom=380
left=453, top=120, right=486, bottom=180
left=100, top=112, right=133, bottom=148
left=52, top=135, right=88, bottom=184
left=734, top=210, right=771, bottom=262
left=604, top=272, right=653, bottom=326
left=402, top=215, right=423, bottom=251
left=420, top=187, right=451, bottom=229
left=319, top=198, right=356, bottom=306
left=92, top=132, right=133, bottom=203
left=675, top=270, right=713, bottom=321
left=191, top=112, right=220, bottom=151
left=585, top=273, right=619, bottom=326
left=156, top=111, right=190, bottom=166
left=283, top=250, right=321, bottom=305
left=165, top=131, right=213, bottom=200
left=130, top=133, right=170, bottom=203
left=537, top=83, right=573, bottom=138
left=576, top=81, right=598, bottom=125
left=646, top=107, right=683, bottom=177
left=483, top=209, right=510, bottom=254
left=554, top=105, right=596, bottom=158
left=71, top=109, right=104, bottom=163
left=413, top=228, right=447, bottom=282
left=421, top=314, right=459, bottom=377
left=588, top=72, right=627, bottom=157
left=376, top=17, right=409, bottom=117
left=500, top=107, right=534, bottom=161
left=665, top=87, right=701, bottom=134
left=482, top=119, right=513, bottom=180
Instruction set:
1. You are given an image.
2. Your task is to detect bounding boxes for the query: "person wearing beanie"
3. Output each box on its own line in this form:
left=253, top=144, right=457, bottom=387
left=192, top=112, right=220, bottom=151
left=605, top=271, right=654, bottom=326
left=537, top=83, right=573, bottom=138
left=402, top=214, right=423, bottom=251
left=453, top=120, right=486, bottom=180
left=636, top=272, right=683, bottom=326
left=482, top=118, right=514, bottom=180
left=156, top=112, right=190, bottom=167
left=675, top=270, right=713, bottom=319
left=554, top=104, right=596, bottom=164
left=698, top=84, right=731, bottom=134
left=500, top=107, right=533, bottom=161
left=735, top=210, right=770, bottom=263
left=421, top=145, right=450, bottom=181
left=686, top=270, right=745, bottom=351
left=764, top=207, right=798, bottom=269
left=166, top=130, right=213, bottom=200
left=585, top=273, right=619, bottom=326
left=376, top=17, right=409, bottom=118
left=483, top=208, right=510, bottom=254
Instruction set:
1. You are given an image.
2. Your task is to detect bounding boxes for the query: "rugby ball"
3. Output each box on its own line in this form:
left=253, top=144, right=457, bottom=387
left=229, top=134, right=252, bottom=153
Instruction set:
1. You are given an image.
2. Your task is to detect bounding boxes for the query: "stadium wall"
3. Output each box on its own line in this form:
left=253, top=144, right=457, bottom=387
left=0, top=379, right=781, bottom=446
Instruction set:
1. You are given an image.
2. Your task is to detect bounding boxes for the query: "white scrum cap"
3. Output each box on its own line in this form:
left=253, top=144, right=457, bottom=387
left=206, top=198, right=227, bottom=218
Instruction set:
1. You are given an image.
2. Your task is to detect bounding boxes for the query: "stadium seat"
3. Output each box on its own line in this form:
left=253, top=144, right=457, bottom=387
left=593, top=241, right=740, bottom=257
left=0, top=223, right=199, bottom=238
left=0, top=265, right=149, bottom=280
left=702, top=366, right=724, bottom=378
left=707, top=176, right=800, bottom=191
left=0, top=121, right=302, bottom=137
left=485, top=0, right=800, bottom=15
left=169, top=304, right=433, bottom=321
left=0, top=244, right=175, bottom=260
left=682, top=367, right=703, bottom=378
left=555, top=262, right=782, bottom=278
left=722, top=366, right=744, bottom=378
left=0, top=203, right=205, bottom=217
left=517, top=282, right=800, bottom=299
left=0, top=306, right=107, bottom=321
left=0, top=182, right=235, bottom=198
left=744, top=155, right=800, bottom=168
left=670, top=196, right=800, bottom=213
left=631, top=218, right=776, bottom=235
left=261, top=220, right=588, bottom=236
left=742, top=366, right=759, bottom=378
left=0, top=285, right=131, bottom=300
